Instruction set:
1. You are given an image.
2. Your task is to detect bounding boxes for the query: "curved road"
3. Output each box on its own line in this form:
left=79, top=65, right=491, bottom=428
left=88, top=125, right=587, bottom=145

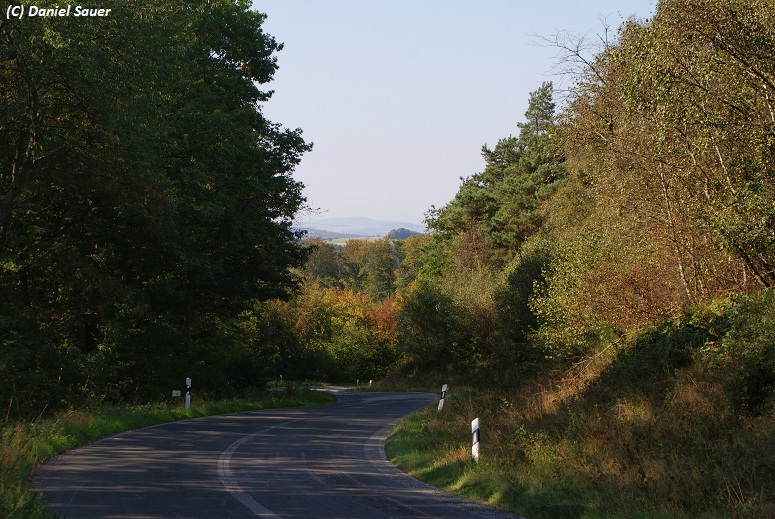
left=33, top=391, right=524, bottom=518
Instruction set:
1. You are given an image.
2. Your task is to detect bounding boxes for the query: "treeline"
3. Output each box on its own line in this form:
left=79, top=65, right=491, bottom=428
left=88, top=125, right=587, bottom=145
left=250, top=0, right=775, bottom=400
left=400, top=0, right=775, bottom=392
left=358, top=0, right=774, bottom=399
left=0, top=0, right=310, bottom=416
left=248, top=236, right=426, bottom=382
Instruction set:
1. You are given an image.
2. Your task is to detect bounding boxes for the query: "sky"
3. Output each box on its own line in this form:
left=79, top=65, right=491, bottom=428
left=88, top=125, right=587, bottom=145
left=253, top=1, right=657, bottom=227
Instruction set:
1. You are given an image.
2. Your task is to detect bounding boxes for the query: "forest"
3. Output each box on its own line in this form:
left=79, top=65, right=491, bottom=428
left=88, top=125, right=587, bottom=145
left=1, top=0, right=311, bottom=413
left=2, top=0, right=775, bottom=517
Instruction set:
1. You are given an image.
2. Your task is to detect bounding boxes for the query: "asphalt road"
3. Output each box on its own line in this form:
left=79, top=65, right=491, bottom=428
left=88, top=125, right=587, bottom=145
left=33, top=391, right=524, bottom=518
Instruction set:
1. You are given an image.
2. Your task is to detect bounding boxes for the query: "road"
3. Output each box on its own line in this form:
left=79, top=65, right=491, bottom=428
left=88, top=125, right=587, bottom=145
left=33, top=391, right=524, bottom=518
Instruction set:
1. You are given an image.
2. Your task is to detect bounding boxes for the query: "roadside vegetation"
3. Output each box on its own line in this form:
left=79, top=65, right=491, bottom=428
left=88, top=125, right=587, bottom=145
left=385, top=293, right=775, bottom=518
left=3, top=0, right=775, bottom=518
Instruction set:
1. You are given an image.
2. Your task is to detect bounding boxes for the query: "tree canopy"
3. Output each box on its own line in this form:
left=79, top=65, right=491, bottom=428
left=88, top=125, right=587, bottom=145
left=0, top=0, right=310, bottom=414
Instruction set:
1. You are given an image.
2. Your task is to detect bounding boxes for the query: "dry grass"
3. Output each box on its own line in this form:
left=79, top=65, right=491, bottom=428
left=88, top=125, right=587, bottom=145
left=387, top=334, right=775, bottom=519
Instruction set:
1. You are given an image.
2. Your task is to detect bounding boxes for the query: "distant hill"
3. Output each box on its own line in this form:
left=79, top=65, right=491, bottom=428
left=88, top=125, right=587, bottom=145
left=387, top=227, right=423, bottom=240
left=298, top=228, right=422, bottom=245
left=298, top=216, right=425, bottom=237
left=299, top=228, right=364, bottom=241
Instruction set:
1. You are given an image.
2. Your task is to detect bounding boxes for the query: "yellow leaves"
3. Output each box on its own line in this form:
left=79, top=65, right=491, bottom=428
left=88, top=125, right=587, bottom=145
left=2, top=261, right=21, bottom=274
left=288, top=285, right=399, bottom=349
left=554, top=0, right=775, bottom=337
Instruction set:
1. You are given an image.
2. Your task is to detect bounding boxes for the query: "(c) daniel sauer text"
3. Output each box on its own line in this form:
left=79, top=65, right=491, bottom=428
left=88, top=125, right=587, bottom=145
left=5, top=5, right=112, bottom=19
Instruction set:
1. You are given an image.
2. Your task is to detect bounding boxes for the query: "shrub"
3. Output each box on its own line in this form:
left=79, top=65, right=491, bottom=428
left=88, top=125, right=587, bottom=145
left=717, top=289, right=775, bottom=414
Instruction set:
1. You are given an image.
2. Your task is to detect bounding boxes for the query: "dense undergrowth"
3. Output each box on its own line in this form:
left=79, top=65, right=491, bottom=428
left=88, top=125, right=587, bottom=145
left=0, top=389, right=335, bottom=519
left=385, top=291, right=775, bottom=519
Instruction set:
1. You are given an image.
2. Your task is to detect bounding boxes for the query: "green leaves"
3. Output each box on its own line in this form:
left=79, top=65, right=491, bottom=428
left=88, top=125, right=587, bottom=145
left=714, top=290, right=775, bottom=414
left=0, top=1, right=310, bottom=415
left=425, top=83, right=566, bottom=271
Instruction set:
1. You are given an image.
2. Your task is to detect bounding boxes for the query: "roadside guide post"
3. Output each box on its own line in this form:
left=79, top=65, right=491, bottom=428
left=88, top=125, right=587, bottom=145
left=438, top=383, right=448, bottom=411
left=471, top=417, right=480, bottom=463
left=185, top=377, right=191, bottom=409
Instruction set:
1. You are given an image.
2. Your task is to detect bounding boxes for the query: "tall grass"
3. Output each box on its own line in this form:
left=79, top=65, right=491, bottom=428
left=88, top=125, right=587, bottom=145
left=386, top=295, right=775, bottom=518
left=1, top=390, right=335, bottom=519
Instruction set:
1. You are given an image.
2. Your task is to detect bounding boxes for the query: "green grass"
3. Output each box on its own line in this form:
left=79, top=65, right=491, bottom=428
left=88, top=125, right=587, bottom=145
left=385, top=389, right=541, bottom=515
left=1, top=389, right=336, bottom=519
left=385, top=355, right=775, bottom=518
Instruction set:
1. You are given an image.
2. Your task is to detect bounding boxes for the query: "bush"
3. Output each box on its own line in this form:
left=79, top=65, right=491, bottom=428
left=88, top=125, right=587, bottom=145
left=396, top=282, right=472, bottom=372
left=718, top=289, right=775, bottom=414
left=497, top=239, right=552, bottom=340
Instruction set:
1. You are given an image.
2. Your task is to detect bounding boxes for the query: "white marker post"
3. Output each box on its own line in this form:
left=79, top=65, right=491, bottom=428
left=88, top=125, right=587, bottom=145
left=471, top=417, right=480, bottom=463
left=438, top=384, right=448, bottom=412
left=185, top=377, right=191, bottom=409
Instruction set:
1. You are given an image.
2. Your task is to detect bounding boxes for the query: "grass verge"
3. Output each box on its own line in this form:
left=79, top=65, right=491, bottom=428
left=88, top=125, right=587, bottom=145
left=1, top=389, right=336, bottom=518
left=385, top=311, right=775, bottom=519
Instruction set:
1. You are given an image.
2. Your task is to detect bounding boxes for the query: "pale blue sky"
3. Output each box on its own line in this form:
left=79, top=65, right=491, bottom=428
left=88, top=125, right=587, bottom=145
left=254, top=1, right=657, bottom=226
